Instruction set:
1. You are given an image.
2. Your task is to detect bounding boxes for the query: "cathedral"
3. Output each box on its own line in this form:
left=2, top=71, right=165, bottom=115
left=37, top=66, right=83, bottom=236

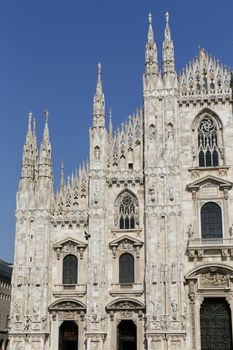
left=8, top=12, right=233, bottom=350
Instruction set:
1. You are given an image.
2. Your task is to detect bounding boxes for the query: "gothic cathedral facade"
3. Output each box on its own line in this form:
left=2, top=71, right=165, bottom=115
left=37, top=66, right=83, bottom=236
left=8, top=13, right=233, bottom=350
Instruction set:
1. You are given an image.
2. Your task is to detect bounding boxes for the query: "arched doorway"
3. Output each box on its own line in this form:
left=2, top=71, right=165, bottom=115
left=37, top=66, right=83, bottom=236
left=117, top=320, right=136, bottom=350
left=200, top=298, right=232, bottom=350
left=59, top=321, right=78, bottom=350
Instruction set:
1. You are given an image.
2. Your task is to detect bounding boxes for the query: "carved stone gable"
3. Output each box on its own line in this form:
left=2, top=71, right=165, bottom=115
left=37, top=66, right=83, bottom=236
left=53, top=237, right=87, bottom=259
left=187, top=175, right=233, bottom=193
left=49, top=300, right=86, bottom=311
left=186, top=175, right=232, bottom=201
left=186, top=265, right=233, bottom=291
left=109, top=235, right=143, bottom=257
left=106, top=298, right=145, bottom=311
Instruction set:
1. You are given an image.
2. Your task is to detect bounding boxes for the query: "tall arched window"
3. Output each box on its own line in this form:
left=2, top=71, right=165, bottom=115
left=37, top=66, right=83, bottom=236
left=201, top=202, right=222, bottom=239
left=117, top=191, right=138, bottom=229
left=198, top=117, right=219, bottom=167
left=63, top=255, right=78, bottom=285
left=119, top=253, right=134, bottom=284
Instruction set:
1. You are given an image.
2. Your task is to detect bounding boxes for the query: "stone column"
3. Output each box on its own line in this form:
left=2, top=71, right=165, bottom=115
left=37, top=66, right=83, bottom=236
left=194, top=296, right=204, bottom=350
left=50, top=316, right=60, bottom=350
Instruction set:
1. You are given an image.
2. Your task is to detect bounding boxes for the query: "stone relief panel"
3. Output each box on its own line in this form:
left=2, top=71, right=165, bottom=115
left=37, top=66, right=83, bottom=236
left=198, top=272, right=229, bottom=289
left=187, top=266, right=233, bottom=292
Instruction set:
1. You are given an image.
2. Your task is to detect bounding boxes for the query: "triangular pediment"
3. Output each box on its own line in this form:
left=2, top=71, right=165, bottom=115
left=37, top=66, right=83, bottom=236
left=186, top=175, right=233, bottom=192
left=109, top=235, right=143, bottom=247
left=54, top=237, right=87, bottom=249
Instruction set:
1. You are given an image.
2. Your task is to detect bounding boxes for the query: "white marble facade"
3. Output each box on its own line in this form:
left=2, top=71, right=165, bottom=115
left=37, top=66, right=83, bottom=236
left=8, top=13, right=233, bottom=350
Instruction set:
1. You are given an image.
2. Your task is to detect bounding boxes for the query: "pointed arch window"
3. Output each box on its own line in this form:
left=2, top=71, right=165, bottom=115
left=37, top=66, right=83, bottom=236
left=119, top=253, right=134, bottom=284
left=198, top=117, right=219, bottom=167
left=117, top=191, right=138, bottom=230
left=201, top=202, right=222, bottom=239
left=63, top=255, right=78, bottom=285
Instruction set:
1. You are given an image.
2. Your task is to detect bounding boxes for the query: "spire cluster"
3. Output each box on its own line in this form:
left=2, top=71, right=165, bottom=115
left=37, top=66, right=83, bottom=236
left=107, top=109, right=143, bottom=170
left=178, top=49, right=231, bottom=98
left=20, top=110, right=53, bottom=186
left=144, top=12, right=176, bottom=90
left=53, top=161, right=89, bottom=219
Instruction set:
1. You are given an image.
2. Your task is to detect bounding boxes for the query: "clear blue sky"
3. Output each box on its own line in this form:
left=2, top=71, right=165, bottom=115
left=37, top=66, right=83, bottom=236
left=0, top=0, right=233, bottom=262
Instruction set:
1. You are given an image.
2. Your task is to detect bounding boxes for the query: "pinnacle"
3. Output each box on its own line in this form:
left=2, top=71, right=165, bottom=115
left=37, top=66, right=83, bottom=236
left=98, top=62, right=101, bottom=75
left=45, top=109, right=49, bottom=124
left=148, top=13, right=152, bottom=25
left=28, top=111, right=32, bottom=131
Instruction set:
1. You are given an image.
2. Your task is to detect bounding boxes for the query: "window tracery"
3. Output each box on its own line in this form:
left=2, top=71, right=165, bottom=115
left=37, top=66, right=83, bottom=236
left=198, top=117, right=219, bottom=167
left=116, top=191, right=139, bottom=229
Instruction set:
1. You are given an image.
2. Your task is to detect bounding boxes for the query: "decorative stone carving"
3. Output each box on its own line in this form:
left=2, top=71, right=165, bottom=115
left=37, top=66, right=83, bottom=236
left=32, top=299, right=40, bottom=320
left=54, top=237, right=87, bottom=260
left=57, top=301, right=79, bottom=309
left=109, top=235, right=143, bottom=258
left=171, top=299, right=178, bottom=320
left=49, top=300, right=86, bottom=311
left=151, top=301, right=159, bottom=320
left=199, top=272, right=229, bottom=288
left=181, top=302, right=187, bottom=330
left=15, top=303, right=22, bottom=322
left=106, top=299, right=145, bottom=312
left=187, top=224, right=194, bottom=238
left=94, top=146, right=101, bottom=160
left=149, top=124, right=156, bottom=141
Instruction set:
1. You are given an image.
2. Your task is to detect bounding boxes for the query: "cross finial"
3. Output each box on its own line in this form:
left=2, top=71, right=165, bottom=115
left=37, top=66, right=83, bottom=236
left=166, top=11, right=169, bottom=23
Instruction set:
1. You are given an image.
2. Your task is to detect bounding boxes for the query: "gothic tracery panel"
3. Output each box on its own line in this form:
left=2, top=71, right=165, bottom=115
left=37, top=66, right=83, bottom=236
left=115, top=191, right=139, bottom=229
left=198, top=117, right=219, bottom=167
